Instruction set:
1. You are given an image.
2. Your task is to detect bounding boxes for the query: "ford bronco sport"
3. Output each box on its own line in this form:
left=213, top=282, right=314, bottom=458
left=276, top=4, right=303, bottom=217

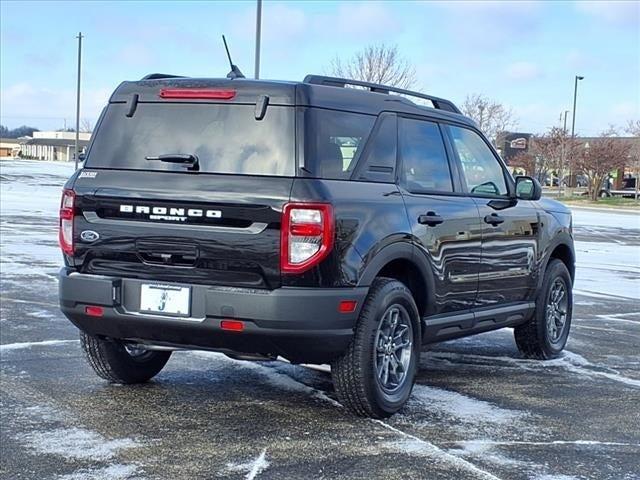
left=59, top=74, right=575, bottom=418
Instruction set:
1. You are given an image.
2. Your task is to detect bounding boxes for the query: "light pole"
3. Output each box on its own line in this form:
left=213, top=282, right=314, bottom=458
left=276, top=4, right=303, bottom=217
left=254, top=0, right=262, bottom=79
left=568, top=75, right=584, bottom=188
left=559, top=110, right=569, bottom=196
left=74, top=32, right=83, bottom=170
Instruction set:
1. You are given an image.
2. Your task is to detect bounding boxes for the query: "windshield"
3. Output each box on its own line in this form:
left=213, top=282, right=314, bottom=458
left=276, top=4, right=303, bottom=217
left=85, top=103, right=295, bottom=176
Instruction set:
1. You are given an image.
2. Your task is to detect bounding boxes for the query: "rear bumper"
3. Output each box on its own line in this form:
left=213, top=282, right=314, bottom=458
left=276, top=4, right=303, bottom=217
left=58, top=268, right=367, bottom=363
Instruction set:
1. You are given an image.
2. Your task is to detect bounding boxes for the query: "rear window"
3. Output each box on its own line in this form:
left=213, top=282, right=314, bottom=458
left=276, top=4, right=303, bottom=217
left=302, top=108, right=375, bottom=180
left=85, top=103, right=295, bottom=176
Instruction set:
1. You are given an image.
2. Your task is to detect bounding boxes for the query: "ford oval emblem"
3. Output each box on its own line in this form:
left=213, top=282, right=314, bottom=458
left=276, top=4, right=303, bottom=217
left=80, top=230, right=100, bottom=242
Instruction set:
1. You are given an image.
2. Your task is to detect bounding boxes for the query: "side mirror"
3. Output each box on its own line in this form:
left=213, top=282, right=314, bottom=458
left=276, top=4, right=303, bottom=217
left=78, top=152, right=86, bottom=162
left=515, top=176, right=542, bottom=201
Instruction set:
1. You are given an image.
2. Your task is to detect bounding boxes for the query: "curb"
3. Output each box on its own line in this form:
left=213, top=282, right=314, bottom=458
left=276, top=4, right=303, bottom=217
left=568, top=205, right=640, bottom=214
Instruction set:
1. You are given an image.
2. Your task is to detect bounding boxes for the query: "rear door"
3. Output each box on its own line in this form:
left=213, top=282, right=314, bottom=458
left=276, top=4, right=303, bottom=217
left=73, top=98, right=296, bottom=289
left=397, top=116, right=482, bottom=314
left=445, top=124, right=540, bottom=306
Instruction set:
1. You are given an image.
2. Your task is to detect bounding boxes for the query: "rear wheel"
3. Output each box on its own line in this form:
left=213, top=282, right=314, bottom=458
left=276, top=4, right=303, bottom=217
left=331, top=277, right=421, bottom=418
left=80, top=332, right=171, bottom=384
left=514, top=259, right=573, bottom=359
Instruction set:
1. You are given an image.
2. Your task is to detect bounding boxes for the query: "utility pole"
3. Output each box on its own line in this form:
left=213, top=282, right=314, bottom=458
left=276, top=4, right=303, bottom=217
left=254, top=0, right=262, bottom=79
left=568, top=75, right=584, bottom=189
left=74, top=32, right=83, bottom=169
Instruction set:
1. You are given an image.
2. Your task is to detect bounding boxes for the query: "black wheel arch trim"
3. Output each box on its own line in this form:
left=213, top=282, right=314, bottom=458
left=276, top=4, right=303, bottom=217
left=538, top=232, right=575, bottom=293
left=357, top=241, right=436, bottom=316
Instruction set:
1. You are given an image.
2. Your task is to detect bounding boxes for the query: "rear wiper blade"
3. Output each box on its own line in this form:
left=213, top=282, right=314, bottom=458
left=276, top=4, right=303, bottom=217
left=145, top=154, right=199, bottom=171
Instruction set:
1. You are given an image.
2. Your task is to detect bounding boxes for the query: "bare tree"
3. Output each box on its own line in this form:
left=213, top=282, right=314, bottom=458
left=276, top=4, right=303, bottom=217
left=574, top=130, right=632, bottom=201
left=328, top=44, right=416, bottom=90
left=81, top=119, right=93, bottom=133
left=510, top=127, right=567, bottom=183
left=625, top=119, right=640, bottom=137
left=461, top=94, right=517, bottom=143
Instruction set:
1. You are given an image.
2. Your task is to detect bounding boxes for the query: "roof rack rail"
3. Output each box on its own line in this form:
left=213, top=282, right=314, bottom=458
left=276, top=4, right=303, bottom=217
left=303, top=75, right=461, bottom=114
left=141, top=73, right=187, bottom=80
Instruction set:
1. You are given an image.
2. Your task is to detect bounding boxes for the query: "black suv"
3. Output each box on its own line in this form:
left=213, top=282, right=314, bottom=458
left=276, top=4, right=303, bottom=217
left=59, top=74, right=574, bottom=418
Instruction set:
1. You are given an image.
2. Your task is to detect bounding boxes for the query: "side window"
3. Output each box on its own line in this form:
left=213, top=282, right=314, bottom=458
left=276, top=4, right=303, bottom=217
left=303, top=108, right=375, bottom=180
left=355, top=114, right=397, bottom=183
left=449, top=126, right=508, bottom=196
left=399, top=117, right=453, bottom=193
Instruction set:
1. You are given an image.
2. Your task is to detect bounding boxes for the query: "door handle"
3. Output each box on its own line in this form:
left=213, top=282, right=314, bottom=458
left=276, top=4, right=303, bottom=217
left=484, top=213, right=505, bottom=226
left=418, top=211, right=444, bottom=226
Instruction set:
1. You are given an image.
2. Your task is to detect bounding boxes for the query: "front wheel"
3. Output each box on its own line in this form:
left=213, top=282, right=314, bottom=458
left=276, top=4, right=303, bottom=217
left=331, top=278, right=421, bottom=418
left=80, top=332, right=171, bottom=384
left=514, top=259, right=573, bottom=359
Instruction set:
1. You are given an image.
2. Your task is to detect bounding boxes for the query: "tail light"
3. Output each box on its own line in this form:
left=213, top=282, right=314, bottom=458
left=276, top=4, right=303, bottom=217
left=59, top=189, right=75, bottom=255
left=281, top=203, right=334, bottom=274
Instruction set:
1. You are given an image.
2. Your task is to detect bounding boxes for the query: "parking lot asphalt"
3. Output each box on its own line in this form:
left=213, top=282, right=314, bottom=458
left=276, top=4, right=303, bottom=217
left=1, top=160, right=639, bottom=480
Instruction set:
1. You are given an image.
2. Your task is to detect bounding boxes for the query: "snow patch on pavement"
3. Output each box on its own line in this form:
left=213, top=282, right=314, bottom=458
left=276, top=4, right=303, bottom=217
left=225, top=448, right=270, bottom=480
left=25, top=308, right=58, bottom=319
left=447, top=439, right=532, bottom=469
left=534, top=475, right=581, bottom=480
left=595, top=312, right=640, bottom=325
left=23, top=405, right=64, bottom=422
left=189, top=351, right=503, bottom=479
left=0, top=339, right=78, bottom=352
left=574, top=240, right=640, bottom=300
left=56, top=464, right=141, bottom=480
left=1, top=160, right=71, bottom=280
left=545, top=351, right=640, bottom=388
left=408, top=385, right=525, bottom=426
left=428, top=350, right=640, bottom=389
left=570, top=208, right=640, bottom=230
left=18, top=427, right=140, bottom=461
left=375, top=420, right=502, bottom=480
left=452, top=439, right=640, bottom=448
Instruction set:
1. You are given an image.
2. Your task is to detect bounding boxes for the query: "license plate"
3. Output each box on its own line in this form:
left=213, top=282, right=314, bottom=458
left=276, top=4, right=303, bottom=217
left=140, top=284, right=191, bottom=316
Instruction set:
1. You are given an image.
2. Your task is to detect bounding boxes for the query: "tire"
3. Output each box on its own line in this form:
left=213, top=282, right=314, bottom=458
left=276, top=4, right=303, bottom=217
left=514, top=259, right=573, bottom=359
left=599, top=190, right=610, bottom=198
left=331, top=277, right=421, bottom=418
left=80, top=331, right=171, bottom=384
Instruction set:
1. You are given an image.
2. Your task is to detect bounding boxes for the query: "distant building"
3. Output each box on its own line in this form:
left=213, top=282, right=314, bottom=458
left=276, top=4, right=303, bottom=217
left=0, top=138, right=22, bottom=157
left=19, top=131, right=91, bottom=162
left=495, top=132, right=533, bottom=163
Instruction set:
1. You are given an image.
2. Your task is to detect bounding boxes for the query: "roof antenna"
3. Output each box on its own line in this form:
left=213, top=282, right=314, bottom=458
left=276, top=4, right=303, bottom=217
left=222, top=35, right=245, bottom=79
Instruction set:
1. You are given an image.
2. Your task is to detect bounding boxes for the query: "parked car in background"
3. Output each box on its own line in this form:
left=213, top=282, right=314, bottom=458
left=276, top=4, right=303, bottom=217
left=598, top=176, right=638, bottom=199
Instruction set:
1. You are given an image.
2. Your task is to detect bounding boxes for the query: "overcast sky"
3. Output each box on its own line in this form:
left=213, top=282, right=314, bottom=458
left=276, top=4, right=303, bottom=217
left=1, top=0, right=638, bottom=135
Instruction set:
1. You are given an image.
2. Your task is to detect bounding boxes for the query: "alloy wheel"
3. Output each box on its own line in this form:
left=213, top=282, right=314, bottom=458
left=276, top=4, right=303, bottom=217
left=546, top=278, right=569, bottom=344
left=374, top=304, right=413, bottom=393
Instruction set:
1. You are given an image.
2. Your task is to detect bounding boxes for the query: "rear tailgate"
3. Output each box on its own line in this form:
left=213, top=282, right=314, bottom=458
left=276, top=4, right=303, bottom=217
left=71, top=83, right=297, bottom=289
left=72, top=170, right=292, bottom=289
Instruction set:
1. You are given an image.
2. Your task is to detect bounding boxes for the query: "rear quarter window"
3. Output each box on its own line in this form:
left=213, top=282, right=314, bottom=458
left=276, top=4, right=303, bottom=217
left=302, top=108, right=375, bottom=180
